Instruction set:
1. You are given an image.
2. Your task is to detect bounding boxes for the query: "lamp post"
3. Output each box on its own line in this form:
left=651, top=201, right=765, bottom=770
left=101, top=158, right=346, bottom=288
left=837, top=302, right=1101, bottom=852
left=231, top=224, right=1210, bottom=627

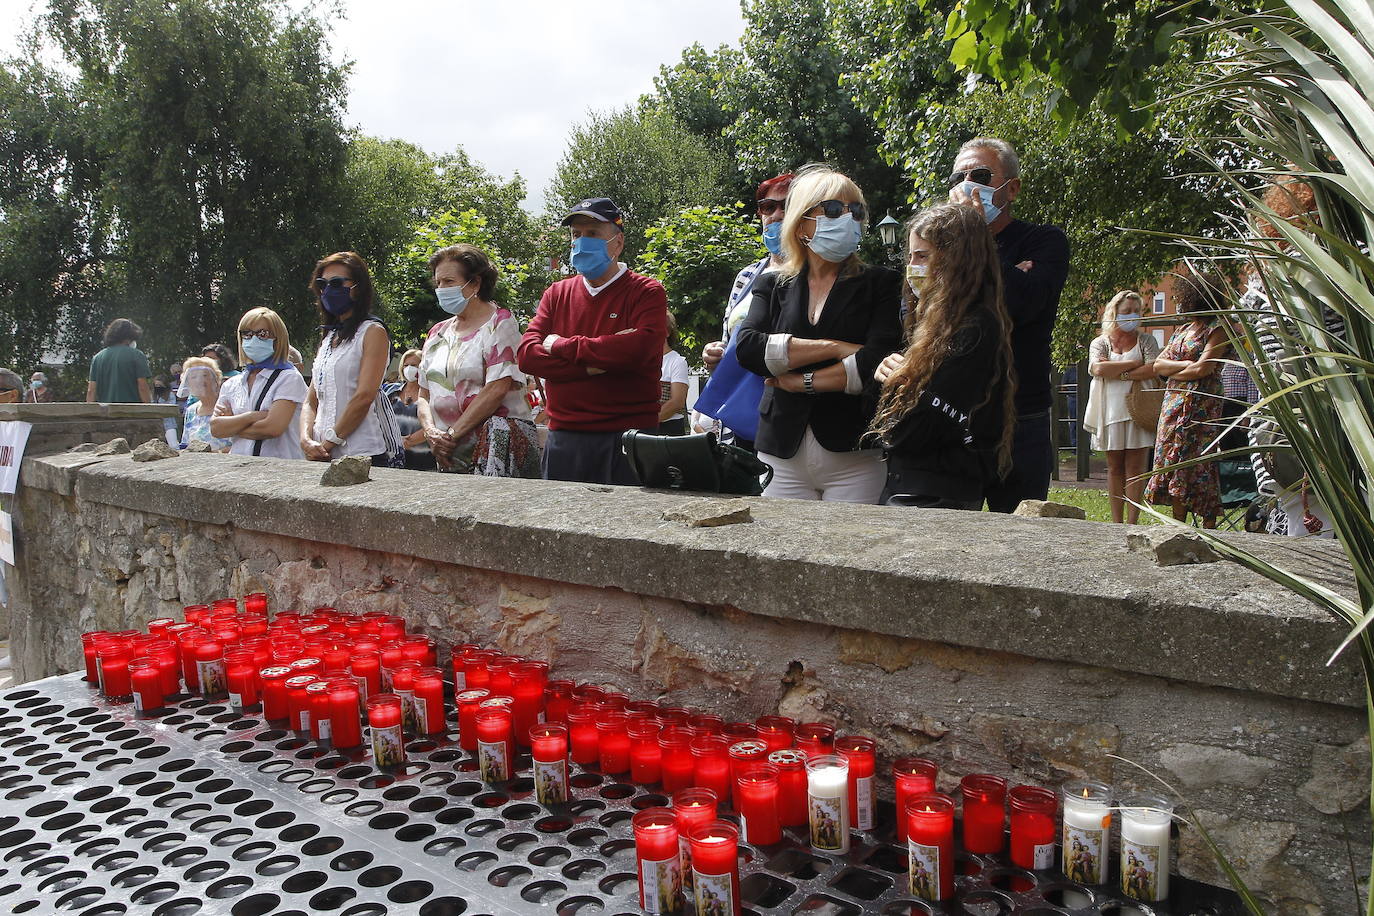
left=876, top=213, right=901, bottom=265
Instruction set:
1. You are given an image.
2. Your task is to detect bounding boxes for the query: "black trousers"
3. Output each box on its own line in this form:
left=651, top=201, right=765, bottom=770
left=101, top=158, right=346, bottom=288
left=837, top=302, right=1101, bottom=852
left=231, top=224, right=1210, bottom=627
left=541, top=429, right=639, bottom=486
left=983, top=411, right=1052, bottom=513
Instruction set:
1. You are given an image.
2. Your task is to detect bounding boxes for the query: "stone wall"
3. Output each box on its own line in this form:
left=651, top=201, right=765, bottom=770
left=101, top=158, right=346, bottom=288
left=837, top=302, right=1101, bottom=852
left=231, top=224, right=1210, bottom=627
left=9, top=446, right=1371, bottom=913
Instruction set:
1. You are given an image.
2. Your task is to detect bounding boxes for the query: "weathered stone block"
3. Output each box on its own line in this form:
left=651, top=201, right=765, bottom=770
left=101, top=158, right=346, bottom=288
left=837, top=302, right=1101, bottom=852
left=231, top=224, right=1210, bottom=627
left=132, top=438, right=179, bottom=462
left=1127, top=527, right=1223, bottom=566
left=661, top=500, right=753, bottom=527
left=1012, top=499, right=1087, bottom=519
left=1158, top=742, right=1278, bottom=788
left=1299, top=735, right=1371, bottom=814
left=92, top=438, right=130, bottom=456
left=320, top=455, right=371, bottom=487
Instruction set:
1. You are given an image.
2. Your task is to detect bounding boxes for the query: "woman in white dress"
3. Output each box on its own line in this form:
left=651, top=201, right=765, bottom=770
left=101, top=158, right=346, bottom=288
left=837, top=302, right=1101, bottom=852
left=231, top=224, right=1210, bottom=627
left=1083, top=291, right=1160, bottom=523
left=301, top=251, right=400, bottom=466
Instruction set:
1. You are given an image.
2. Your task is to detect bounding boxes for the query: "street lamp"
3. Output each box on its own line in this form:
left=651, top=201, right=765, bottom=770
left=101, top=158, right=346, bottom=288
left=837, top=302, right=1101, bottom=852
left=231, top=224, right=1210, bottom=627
left=876, top=213, right=900, bottom=248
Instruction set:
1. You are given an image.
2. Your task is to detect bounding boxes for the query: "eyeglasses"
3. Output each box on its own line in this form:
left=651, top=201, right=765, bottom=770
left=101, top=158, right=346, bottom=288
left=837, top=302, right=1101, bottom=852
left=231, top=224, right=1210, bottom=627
left=947, top=167, right=996, bottom=188
left=239, top=329, right=276, bottom=341
left=808, top=200, right=867, bottom=221
left=756, top=199, right=785, bottom=217
left=313, top=276, right=354, bottom=290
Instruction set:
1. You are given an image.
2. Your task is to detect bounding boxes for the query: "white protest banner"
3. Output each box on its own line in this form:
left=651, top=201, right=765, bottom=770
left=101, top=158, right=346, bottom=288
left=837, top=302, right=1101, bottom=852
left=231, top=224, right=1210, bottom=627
left=0, top=421, right=32, bottom=496
left=0, top=510, right=12, bottom=566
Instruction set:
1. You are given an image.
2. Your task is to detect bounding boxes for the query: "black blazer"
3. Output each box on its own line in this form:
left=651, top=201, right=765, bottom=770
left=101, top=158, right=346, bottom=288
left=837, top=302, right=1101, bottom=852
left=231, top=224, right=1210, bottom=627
left=734, top=265, right=903, bottom=459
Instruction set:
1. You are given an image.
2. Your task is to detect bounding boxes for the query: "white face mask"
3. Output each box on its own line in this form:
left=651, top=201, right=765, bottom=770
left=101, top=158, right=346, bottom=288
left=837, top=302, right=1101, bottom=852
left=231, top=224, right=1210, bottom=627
left=402, top=366, right=420, bottom=382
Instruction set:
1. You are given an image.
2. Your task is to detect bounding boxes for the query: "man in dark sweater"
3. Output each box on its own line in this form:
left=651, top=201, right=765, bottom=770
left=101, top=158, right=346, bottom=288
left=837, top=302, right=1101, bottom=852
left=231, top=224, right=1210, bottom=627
left=517, top=198, right=668, bottom=485
left=948, top=137, right=1071, bottom=512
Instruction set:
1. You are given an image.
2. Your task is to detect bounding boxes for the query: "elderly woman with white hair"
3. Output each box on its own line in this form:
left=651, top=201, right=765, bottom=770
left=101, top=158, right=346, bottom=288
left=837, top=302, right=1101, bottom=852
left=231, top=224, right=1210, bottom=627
left=733, top=164, right=904, bottom=502
left=177, top=356, right=233, bottom=452
left=25, top=371, right=55, bottom=402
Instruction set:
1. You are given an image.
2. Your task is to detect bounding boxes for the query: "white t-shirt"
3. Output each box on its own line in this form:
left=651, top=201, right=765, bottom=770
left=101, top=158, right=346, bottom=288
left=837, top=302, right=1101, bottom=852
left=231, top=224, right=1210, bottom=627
left=217, top=367, right=308, bottom=459
left=659, top=349, right=690, bottom=421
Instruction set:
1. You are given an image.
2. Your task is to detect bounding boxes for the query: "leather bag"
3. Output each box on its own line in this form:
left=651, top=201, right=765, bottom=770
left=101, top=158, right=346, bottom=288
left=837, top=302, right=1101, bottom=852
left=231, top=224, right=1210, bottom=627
left=621, top=431, right=773, bottom=495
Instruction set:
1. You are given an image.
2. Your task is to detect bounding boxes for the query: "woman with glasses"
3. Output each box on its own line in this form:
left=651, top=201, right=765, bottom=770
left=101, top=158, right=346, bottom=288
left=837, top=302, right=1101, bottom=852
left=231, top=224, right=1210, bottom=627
left=869, top=204, right=1018, bottom=509
left=301, top=251, right=402, bottom=466
left=733, top=165, right=904, bottom=502
left=417, top=244, right=541, bottom=477
left=209, top=308, right=307, bottom=458
left=177, top=356, right=232, bottom=452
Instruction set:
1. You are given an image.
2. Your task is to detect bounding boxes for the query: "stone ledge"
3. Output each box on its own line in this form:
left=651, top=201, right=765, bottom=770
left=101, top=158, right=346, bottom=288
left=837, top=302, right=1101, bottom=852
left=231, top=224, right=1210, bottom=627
left=0, top=403, right=180, bottom=422
left=20, top=451, right=1363, bottom=707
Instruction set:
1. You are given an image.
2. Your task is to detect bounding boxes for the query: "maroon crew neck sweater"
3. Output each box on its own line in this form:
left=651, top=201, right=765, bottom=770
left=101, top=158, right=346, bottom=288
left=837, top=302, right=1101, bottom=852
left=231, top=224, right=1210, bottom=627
left=517, top=270, right=668, bottom=432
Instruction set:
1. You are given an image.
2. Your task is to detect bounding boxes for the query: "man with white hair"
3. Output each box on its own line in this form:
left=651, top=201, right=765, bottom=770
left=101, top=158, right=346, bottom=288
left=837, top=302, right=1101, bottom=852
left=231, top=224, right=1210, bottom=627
left=948, top=136, right=1071, bottom=512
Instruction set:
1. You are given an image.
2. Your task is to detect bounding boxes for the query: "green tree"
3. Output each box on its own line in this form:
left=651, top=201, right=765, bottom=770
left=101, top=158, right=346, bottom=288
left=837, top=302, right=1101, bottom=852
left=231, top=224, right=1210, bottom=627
left=546, top=106, right=727, bottom=262
left=639, top=206, right=767, bottom=366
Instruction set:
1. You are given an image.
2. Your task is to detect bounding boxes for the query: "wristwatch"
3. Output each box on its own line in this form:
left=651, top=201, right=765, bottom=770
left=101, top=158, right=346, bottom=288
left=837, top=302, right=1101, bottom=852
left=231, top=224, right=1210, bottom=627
left=323, top=428, right=346, bottom=447
left=1119, top=371, right=1130, bottom=381
left=803, top=371, right=816, bottom=394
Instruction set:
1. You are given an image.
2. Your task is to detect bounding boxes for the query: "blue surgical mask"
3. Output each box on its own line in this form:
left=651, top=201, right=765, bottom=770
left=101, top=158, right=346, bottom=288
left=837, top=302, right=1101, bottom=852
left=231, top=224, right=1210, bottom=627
left=435, top=280, right=472, bottom=316
left=804, top=215, right=863, bottom=262
left=30, top=380, right=43, bottom=391
left=1116, top=314, right=1142, bottom=332
left=762, top=221, right=784, bottom=256
left=320, top=284, right=354, bottom=316
left=570, top=235, right=614, bottom=278
left=242, top=337, right=275, bottom=364
left=959, top=180, right=1007, bottom=223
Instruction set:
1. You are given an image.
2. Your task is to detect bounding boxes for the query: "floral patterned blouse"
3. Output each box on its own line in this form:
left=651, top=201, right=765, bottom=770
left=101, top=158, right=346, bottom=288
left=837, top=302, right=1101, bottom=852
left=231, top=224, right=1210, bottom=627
left=419, top=308, right=532, bottom=430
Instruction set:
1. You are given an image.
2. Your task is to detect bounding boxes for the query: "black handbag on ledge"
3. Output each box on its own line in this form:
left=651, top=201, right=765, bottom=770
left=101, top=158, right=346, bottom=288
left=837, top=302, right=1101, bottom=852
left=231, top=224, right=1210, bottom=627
left=621, top=431, right=773, bottom=495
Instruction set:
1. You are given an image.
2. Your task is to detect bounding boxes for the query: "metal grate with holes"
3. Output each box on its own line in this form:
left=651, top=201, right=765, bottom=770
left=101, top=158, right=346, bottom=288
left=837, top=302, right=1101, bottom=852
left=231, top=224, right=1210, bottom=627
left=0, top=674, right=1245, bottom=916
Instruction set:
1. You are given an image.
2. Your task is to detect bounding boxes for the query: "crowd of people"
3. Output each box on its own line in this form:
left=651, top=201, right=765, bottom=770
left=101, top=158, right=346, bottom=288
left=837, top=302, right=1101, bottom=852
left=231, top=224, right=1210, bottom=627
left=0, top=136, right=1324, bottom=532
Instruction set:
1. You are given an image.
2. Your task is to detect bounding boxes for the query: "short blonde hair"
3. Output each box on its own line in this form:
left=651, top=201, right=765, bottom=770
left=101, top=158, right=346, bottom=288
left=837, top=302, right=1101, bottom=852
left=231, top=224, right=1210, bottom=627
left=778, top=165, right=868, bottom=280
left=400, top=348, right=422, bottom=366
left=237, top=307, right=291, bottom=365
left=180, top=355, right=222, bottom=381
left=1101, top=290, right=1144, bottom=334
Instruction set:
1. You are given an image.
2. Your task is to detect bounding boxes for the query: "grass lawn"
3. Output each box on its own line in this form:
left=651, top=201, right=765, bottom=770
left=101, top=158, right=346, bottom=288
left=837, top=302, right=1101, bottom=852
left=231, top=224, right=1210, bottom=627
left=1045, top=487, right=1164, bottom=525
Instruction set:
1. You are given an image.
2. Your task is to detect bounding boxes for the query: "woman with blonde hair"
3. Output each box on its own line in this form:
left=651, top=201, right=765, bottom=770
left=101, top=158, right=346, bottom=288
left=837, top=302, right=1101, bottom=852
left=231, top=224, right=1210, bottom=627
left=870, top=203, right=1017, bottom=508
left=209, top=307, right=308, bottom=458
left=733, top=164, right=903, bottom=502
left=1082, top=290, right=1160, bottom=523
left=177, top=356, right=232, bottom=452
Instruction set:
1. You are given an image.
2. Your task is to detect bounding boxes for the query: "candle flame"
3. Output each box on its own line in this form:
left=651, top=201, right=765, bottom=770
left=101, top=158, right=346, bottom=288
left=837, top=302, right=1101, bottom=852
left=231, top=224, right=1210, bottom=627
left=1082, top=788, right=1090, bottom=798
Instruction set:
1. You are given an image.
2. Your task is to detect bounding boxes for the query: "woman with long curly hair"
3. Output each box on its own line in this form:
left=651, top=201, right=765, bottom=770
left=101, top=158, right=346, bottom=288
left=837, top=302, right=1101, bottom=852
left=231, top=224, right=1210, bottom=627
left=870, top=203, right=1018, bottom=509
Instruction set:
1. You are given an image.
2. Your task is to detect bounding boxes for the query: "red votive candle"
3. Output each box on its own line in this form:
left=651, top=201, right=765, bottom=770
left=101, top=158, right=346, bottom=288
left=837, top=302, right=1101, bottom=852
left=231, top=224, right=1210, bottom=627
left=328, top=677, right=362, bottom=750
left=241, top=636, right=272, bottom=671
left=659, top=726, right=696, bottom=793
left=511, top=661, right=548, bottom=747
left=129, top=658, right=162, bottom=715
left=486, top=656, right=515, bottom=696
left=571, top=683, right=604, bottom=705
left=598, top=711, right=632, bottom=775
left=224, top=648, right=259, bottom=711
left=794, top=723, right=835, bottom=758
left=893, top=758, right=939, bottom=842
left=378, top=615, right=406, bottom=641
left=271, top=637, right=304, bottom=665
left=727, top=739, right=769, bottom=790
left=475, top=704, right=514, bottom=783
left=81, top=631, right=110, bottom=684
left=455, top=688, right=491, bottom=751
left=690, top=735, right=731, bottom=803
left=285, top=674, right=319, bottom=734
left=450, top=644, right=479, bottom=689
left=306, top=680, right=333, bottom=743
left=755, top=715, right=795, bottom=752
left=290, top=656, right=322, bottom=676
left=367, top=694, right=406, bottom=767
left=657, top=706, right=692, bottom=728
left=350, top=651, right=381, bottom=704
left=463, top=650, right=498, bottom=690
left=600, top=689, right=629, bottom=711
left=627, top=699, right=659, bottom=717
left=543, top=680, right=575, bottom=725
left=960, top=773, right=1008, bottom=854
left=906, top=793, right=955, bottom=903
left=530, top=724, right=570, bottom=806
left=194, top=639, right=227, bottom=699
left=401, top=634, right=434, bottom=666
left=244, top=592, right=267, bottom=615
left=1009, top=785, right=1058, bottom=872
left=736, top=763, right=782, bottom=845
left=211, top=597, right=238, bottom=614
left=378, top=643, right=405, bottom=690
left=390, top=661, right=420, bottom=736
left=673, top=786, right=718, bottom=907
left=835, top=736, right=877, bottom=833
left=688, top=713, right=723, bottom=737
left=177, top=631, right=206, bottom=693
left=98, top=638, right=133, bottom=700
left=723, top=722, right=759, bottom=743
left=152, top=643, right=180, bottom=698
left=322, top=644, right=351, bottom=675
left=567, top=703, right=602, bottom=765
left=689, top=821, right=741, bottom=916
left=628, top=718, right=663, bottom=784
left=183, top=604, right=210, bottom=626
left=633, top=808, right=681, bottom=914
left=240, top=615, right=269, bottom=639
left=769, top=749, right=808, bottom=827
left=259, top=666, right=292, bottom=721
left=146, top=618, right=175, bottom=639
left=412, top=666, right=446, bottom=735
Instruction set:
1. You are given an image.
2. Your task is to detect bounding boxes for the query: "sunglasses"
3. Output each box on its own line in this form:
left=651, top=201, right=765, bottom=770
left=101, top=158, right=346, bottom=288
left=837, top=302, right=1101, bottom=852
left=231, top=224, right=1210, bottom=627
left=313, top=276, right=354, bottom=290
left=239, top=329, right=276, bottom=341
left=947, top=167, right=996, bottom=188
left=809, top=200, right=867, bottom=221
left=756, top=199, right=786, bottom=217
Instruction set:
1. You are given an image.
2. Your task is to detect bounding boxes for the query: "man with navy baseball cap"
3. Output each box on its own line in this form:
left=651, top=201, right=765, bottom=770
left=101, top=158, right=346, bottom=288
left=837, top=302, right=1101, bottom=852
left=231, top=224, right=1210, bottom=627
left=517, top=197, right=668, bottom=485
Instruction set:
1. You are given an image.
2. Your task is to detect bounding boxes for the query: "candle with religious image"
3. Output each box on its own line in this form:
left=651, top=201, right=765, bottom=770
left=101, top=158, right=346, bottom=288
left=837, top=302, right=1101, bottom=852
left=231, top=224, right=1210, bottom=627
left=689, top=821, right=740, bottom=916
left=529, top=724, right=570, bottom=806
left=259, top=666, right=292, bottom=721
left=633, top=808, right=683, bottom=915
left=805, top=754, right=850, bottom=854
left=1010, top=785, right=1058, bottom=872
left=1062, top=780, right=1113, bottom=887
left=412, top=666, right=447, bottom=735
left=455, top=688, right=491, bottom=752
left=286, top=674, right=319, bottom=734
left=1120, top=793, right=1173, bottom=902
left=128, top=658, right=163, bottom=716
left=476, top=697, right=515, bottom=783
left=835, top=736, right=876, bottom=832
left=906, top=794, right=955, bottom=903
left=893, top=758, right=939, bottom=842
left=673, top=788, right=717, bottom=911
left=367, top=693, right=406, bottom=767
left=306, top=680, right=333, bottom=743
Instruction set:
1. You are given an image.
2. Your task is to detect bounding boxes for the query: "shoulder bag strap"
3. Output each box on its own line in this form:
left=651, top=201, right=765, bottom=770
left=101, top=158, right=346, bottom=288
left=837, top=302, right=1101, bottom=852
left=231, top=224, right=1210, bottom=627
left=250, top=369, right=285, bottom=457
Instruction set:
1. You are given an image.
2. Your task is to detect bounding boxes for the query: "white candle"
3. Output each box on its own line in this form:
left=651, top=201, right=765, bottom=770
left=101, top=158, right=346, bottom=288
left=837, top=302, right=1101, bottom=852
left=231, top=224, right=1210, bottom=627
left=1120, top=793, right=1173, bottom=902
left=805, top=755, right=850, bottom=855
left=1061, top=780, right=1112, bottom=890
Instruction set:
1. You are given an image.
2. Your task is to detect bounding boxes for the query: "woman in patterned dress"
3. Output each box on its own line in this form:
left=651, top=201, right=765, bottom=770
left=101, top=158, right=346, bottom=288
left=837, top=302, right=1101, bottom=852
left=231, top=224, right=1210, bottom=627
left=417, top=244, right=541, bottom=477
left=1146, top=270, right=1233, bottom=527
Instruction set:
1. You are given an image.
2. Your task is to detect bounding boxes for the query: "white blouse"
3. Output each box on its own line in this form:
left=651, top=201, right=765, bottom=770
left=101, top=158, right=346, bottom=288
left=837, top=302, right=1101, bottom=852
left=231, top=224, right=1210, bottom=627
left=217, top=367, right=308, bottom=459
left=312, top=319, right=389, bottom=457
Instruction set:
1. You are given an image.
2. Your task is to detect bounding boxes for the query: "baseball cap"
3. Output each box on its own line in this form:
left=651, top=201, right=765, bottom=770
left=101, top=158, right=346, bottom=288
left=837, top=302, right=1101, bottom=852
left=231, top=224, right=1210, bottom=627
left=561, top=198, right=624, bottom=228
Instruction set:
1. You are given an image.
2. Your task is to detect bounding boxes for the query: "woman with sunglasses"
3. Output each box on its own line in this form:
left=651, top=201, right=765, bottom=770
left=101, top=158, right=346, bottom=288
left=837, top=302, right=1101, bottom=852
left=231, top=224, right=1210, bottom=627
left=209, top=308, right=307, bottom=458
left=870, top=204, right=1018, bottom=509
left=301, top=251, right=402, bottom=466
left=733, top=165, right=904, bottom=502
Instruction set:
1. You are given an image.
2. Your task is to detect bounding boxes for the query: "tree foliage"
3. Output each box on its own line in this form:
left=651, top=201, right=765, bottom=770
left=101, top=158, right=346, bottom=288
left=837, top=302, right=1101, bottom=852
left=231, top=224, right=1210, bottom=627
left=638, top=206, right=767, bottom=366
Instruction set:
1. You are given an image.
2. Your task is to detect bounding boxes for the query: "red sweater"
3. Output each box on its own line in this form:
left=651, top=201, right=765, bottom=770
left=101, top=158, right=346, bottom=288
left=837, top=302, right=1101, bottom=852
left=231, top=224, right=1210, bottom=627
left=517, top=270, right=668, bottom=432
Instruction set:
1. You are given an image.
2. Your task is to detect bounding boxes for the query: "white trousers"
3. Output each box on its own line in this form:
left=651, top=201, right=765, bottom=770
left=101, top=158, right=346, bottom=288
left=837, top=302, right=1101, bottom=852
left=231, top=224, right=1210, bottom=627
left=759, top=428, right=885, bottom=504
